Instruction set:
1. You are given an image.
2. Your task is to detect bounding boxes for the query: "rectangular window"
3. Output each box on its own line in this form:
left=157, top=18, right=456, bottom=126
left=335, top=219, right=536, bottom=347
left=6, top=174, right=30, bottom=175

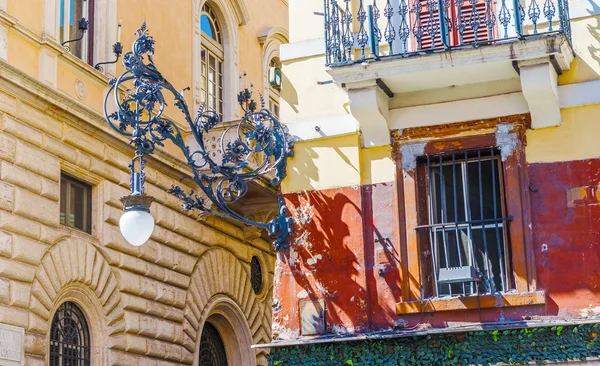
left=59, top=0, right=95, bottom=64
left=60, top=174, right=92, bottom=234
left=269, top=97, right=280, bottom=119
left=417, top=148, right=512, bottom=297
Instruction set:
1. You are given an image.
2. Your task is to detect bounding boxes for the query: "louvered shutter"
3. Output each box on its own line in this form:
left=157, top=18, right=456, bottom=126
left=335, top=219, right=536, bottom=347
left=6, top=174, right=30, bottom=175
left=411, top=0, right=495, bottom=50
left=456, top=0, right=494, bottom=44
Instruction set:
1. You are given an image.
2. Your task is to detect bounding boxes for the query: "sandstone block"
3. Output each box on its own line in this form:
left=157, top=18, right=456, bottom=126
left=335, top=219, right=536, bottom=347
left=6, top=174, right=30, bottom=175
left=42, top=135, right=77, bottom=162
left=62, top=124, right=105, bottom=159
left=76, top=151, right=91, bottom=170
left=90, top=157, right=123, bottom=185
left=14, top=187, right=59, bottom=227
left=0, top=277, right=8, bottom=304
left=0, top=230, right=10, bottom=257
left=0, top=304, right=28, bottom=328
left=0, top=92, right=17, bottom=116
left=0, top=211, right=41, bottom=239
left=0, top=131, right=15, bottom=162
left=9, top=279, right=30, bottom=308
left=23, top=355, right=45, bottom=366
left=0, top=161, right=43, bottom=194
left=1, top=114, right=43, bottom=146
left=41, top=178, right=59, bottom=201
left=24, top=332, right=47, bottom=356
left=15, top=101, right=61, bottom=138
left=0, top=181, right=14, bottom=211
left=0, top=256, right=36, bottom=282
left=15, top=141, right=60, bottom=182
left=11, top=234, right=47, bottom=265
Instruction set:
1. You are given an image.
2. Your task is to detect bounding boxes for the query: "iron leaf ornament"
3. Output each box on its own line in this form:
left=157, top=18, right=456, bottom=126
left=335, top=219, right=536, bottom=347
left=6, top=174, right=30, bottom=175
left=104, top=23, right=294, bottom=250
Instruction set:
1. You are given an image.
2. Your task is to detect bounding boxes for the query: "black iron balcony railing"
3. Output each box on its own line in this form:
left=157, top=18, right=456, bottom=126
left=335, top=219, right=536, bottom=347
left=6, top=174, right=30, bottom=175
left=324, top=0, right=571, bottom=66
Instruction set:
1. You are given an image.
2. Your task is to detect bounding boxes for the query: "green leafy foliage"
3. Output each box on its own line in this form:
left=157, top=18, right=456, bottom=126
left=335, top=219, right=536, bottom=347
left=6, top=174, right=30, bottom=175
left=269, top=324, right=600, bottom=366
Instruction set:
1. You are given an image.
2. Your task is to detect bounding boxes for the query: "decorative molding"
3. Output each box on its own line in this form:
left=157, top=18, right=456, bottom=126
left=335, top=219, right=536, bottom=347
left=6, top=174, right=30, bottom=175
left=182, top=248, right=271, bottom=362
left=260, top=27, right=289, bottom=98
left=75, top=79, right=86, bottom=100
left=27, top=238, right=124, bottom=336
left=327, top=34, right=574, bottom=88
left=280, top=38, right=325, bottom=62
left=347, top=81, right=391, bottom=147
left=519, top=58, right=561, bottom=128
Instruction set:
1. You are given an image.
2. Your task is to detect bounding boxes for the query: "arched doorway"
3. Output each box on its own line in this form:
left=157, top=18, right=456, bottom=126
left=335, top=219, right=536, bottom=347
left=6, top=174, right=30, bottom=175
left=199, top=322, right=228, bottom=366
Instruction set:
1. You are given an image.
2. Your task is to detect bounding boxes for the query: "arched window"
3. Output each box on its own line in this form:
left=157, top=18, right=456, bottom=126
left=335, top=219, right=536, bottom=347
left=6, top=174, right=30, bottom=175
left=50, top=301, right=91, bottom=366
left=199, top=322, right=228, bottom=366
left=268, top=58, right=282, bottom=118
left=200, top=4, right=224, bottom=119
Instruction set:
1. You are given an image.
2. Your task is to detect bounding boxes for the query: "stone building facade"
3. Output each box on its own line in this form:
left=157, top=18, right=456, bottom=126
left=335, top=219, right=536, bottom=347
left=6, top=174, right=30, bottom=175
left=0, top=0, right=288, bottom=365
left=269, top=0, right=600, bottom=364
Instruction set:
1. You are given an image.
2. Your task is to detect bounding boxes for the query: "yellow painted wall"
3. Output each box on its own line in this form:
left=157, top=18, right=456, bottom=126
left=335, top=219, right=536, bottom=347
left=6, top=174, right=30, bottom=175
left=3, top=0, right=287, bottom=125
left=240, top=0, right=289, bottom=94
left=360, top=145, right=395, bottom=186
left=7, top=32, right=39, bottom=78
left=559, top=14, right=600, bottom=85
left=282, top=134, right=361, bottom=193
left=280, top=55, right=350, bottom=123
left=526, top=104, right=600, bottom=163
left=7, top=0, right=43, bottom=35
left=56, top=60, right=106, bottom=113
left=281, top=134, right=397, bottom=193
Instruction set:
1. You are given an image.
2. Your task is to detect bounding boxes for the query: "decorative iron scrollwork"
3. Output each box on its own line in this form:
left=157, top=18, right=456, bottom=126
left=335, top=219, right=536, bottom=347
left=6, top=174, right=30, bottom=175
left=104, top=23, right=294, bottom=250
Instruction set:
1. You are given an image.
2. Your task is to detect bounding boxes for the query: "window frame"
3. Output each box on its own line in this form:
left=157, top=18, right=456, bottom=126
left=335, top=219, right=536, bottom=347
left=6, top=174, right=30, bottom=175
left=268, top=58, right=282, bottom=118
left=49, top=301, right=92, bottom=366
left=393, top=114, right=540, bottom=313
left=60, top=173, right=93, bottom=234
left=416, top=148, right=513, bottom=298
left=59, top=0, right=96, bottom=65
left=201, top=4, right=224, bottom=120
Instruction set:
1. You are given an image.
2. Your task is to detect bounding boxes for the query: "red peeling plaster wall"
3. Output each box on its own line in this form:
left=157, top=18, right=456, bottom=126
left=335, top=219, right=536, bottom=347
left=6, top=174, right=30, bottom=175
left=273, top=158, right=600, bottom=336
left=529, top=158, right=600, bottom=317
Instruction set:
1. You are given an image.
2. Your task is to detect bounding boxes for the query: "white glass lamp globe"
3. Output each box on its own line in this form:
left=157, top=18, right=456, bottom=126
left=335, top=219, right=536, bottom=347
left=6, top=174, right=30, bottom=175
left=119, top=209, right=155, bottom=246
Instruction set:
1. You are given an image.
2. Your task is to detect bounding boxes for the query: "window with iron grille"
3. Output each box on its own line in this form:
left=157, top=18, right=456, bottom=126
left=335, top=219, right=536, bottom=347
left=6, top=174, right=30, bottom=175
left=60, top=174, right=92, bottom=234
left=199, top=322, right=228, bottom=366
left=50, top=301, right=91, bottom=366
left=417, top=148, right=513, bottom=297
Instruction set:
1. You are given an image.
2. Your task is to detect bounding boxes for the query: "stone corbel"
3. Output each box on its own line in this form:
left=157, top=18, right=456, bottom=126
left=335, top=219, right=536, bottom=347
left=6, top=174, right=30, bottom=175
left=518, top=57, right=561, bottom=129
left=347, top=79, right=392, bottom=147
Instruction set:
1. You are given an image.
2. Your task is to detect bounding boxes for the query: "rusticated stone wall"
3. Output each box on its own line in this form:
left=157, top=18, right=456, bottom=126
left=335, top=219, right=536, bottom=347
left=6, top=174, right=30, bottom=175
left=0, top=60, right=275, bottom=365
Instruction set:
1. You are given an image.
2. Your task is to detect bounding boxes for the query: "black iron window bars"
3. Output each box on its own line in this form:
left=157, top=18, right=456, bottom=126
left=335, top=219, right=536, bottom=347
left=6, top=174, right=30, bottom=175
left=416, top=148, right=513, bottom=297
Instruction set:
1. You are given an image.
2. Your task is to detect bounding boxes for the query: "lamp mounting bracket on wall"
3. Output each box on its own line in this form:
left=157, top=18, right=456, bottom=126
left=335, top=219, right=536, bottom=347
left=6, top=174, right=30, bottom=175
left=104, top=22, right=294, bottom=250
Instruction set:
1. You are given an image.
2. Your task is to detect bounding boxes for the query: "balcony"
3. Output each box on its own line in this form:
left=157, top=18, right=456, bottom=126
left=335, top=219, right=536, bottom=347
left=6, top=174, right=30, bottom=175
left=322, top=0, right=575, bottom=146
left=324, top=0, right=572, bottom=67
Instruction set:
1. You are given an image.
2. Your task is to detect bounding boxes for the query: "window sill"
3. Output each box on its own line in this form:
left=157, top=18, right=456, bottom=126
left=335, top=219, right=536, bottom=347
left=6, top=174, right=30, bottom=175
left=396, top=291, right=546, bottom=315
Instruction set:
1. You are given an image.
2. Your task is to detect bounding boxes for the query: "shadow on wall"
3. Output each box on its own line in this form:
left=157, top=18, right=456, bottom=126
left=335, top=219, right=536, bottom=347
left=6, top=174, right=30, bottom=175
left=284, top=189, right=366, bottom=333
left=281, top=68, right=299, bottom=114
left=588, top=0, right=600, bottom=67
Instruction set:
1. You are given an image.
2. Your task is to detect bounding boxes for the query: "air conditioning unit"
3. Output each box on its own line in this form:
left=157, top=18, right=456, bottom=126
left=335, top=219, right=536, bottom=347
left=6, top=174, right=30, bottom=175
left=269, top=66, right=281, bottom=89
left=437, top=266, right=479, bottom=284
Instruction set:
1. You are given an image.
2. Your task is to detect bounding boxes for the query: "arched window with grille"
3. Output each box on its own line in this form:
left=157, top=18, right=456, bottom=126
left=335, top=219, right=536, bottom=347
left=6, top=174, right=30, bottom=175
left=49, top=301, right=91, bottom=366
left=199, top=322, right=228, bottom=366
left=200, top=4, right=224, bottom=119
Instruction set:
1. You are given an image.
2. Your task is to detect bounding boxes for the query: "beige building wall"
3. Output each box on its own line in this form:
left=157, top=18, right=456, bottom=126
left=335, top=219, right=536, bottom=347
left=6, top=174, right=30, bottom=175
left=0, top=0, right=287, bottom=365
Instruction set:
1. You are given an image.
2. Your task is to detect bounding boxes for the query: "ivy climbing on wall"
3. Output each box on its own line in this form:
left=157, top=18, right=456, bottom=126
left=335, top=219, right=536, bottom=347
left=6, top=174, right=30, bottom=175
left=269, top=323, right=600, bottom=365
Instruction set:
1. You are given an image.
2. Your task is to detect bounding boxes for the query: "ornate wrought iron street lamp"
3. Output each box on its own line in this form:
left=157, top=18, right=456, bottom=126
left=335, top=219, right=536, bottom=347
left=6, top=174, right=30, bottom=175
left=104, top=23, right=294, bottom=249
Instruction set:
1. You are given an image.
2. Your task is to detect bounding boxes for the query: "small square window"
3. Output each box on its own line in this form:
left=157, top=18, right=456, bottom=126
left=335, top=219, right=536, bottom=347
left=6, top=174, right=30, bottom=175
left=60, top=174, right=92, bottom=234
